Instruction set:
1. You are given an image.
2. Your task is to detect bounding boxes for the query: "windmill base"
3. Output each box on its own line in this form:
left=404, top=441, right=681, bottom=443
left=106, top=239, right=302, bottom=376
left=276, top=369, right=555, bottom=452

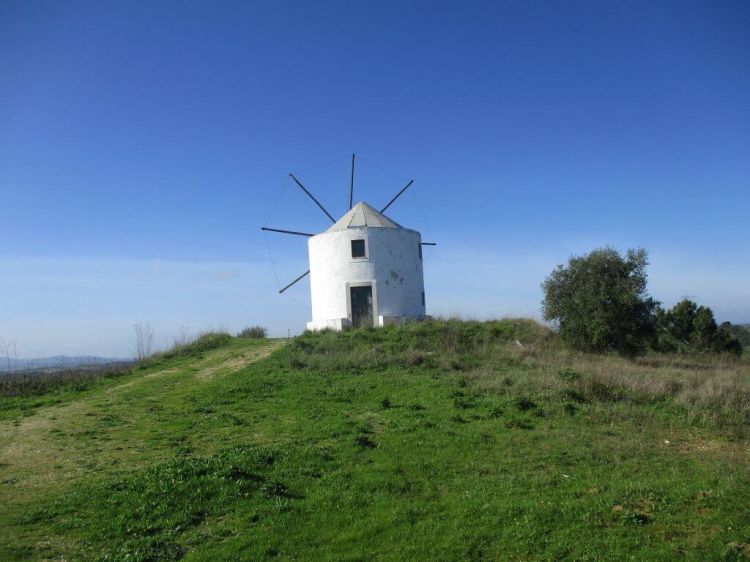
left=306, top=318, right=352, bottom=331
left=306, top=315, right=425, bottom=332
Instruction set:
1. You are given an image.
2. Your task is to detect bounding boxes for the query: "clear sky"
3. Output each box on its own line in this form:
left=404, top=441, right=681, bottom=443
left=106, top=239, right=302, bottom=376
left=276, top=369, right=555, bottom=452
left=1, top=1, right=749, bottom=358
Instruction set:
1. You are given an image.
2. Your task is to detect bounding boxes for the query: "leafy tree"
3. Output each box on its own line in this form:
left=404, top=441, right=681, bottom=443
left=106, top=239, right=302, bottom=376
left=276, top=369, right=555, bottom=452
left=718, top=323, right=744, bottom=355
left=541, top=247, right=658, bottom=356
left=654, top=299, right=742, bottom=355
left=727, top=323, right=750, bottom=348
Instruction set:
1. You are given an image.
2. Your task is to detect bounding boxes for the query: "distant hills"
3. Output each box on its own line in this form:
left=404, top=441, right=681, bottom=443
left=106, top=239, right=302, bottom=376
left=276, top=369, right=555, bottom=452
left=0, top=356, right=131, bottom=374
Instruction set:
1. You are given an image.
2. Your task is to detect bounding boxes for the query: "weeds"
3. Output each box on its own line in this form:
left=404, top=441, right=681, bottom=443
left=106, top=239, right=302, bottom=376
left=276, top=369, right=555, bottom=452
left=487, top=406, right=504, bottom=419
left=355, top=435, right=378, bottom=449
left=290, top=319, right=749, bottom=429
left=59, top=445, right=305, bottom=561
left=514, top=397, right=537, bottom=411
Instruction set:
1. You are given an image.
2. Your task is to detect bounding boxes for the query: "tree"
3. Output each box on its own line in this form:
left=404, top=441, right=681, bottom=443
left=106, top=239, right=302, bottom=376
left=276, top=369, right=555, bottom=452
left=727, top=323, right=750, bottom=348
left=541, top=247, right=658, bottom=356
left=654, top=299, right=742, bottom=355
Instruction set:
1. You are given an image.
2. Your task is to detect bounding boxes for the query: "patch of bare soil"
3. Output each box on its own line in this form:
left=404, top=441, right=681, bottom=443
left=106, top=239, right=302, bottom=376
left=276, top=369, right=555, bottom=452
left=661, top=432, right=749, bottom=459
left=195, top=341, right=282, bottom=381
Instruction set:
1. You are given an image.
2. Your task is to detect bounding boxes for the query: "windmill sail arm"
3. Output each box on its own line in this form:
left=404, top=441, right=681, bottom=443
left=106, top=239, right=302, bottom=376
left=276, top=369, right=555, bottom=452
left=289, top=173, right=336, bottom=223
left=279, top=270, right=310, bottom=294
left=261, top=227, right=315, bottom=237
left=380, top=180, right=414, bottom=213
left=348, top=154, right=356, bottom=210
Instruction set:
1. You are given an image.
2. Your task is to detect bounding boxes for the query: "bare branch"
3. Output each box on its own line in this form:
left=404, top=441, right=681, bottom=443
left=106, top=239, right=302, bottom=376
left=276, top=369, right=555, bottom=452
left=134, top=323, right=155, bottom=362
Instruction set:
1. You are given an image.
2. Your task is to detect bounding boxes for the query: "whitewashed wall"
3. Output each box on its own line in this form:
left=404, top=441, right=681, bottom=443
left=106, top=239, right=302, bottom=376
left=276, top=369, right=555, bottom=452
left=307, top=226, right=425, bottom=330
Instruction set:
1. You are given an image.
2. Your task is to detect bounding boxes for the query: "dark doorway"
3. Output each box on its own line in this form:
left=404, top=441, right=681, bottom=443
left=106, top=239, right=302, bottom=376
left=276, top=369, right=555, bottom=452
left=350, top=285, right=373, bottom=328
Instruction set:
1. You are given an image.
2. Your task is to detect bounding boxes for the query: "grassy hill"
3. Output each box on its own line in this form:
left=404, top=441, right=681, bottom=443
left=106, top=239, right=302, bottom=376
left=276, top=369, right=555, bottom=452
left=1, top=321, right=749, bottom=561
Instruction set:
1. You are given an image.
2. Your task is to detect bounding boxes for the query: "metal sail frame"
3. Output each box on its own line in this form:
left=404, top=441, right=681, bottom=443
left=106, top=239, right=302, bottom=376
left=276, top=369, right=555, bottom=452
left=278, top=270, right=310, bottom=294
left=348, top=154, right=356, bottom=210
left=262, top=155, right=434, bottom=294
left=380, top=180, right=414, bottom=213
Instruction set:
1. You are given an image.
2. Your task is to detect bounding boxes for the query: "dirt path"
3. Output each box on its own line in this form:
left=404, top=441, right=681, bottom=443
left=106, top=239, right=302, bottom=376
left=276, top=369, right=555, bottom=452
left=194, top=341, right=283, bottom=381
left=0, top=340, right=283, bottom=498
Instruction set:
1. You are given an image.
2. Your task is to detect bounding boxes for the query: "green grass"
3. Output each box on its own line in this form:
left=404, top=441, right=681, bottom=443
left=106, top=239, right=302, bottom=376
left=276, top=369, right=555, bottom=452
left=1, top=321, right=749, bottom=561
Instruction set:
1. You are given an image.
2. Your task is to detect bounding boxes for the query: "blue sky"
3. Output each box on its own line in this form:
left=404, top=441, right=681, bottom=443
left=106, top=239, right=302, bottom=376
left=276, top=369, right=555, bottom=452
left=1, top=1, right=748, bottom=358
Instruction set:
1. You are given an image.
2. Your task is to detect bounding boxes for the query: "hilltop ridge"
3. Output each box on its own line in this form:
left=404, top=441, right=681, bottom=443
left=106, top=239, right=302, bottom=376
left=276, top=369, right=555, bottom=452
left=1, top=320, right=748, bottom=561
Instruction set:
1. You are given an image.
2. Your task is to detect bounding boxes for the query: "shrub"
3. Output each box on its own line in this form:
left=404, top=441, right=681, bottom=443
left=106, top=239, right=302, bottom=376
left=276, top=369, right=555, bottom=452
left=563, top=403, right=578, bottom=416
left=541, top=247, right=659, bottom=356
left=514, top=397, right=537, bottom=411
left=488, top=406, right=504, bottom=418
left=238, top=326, right=268, bottom=339
left=557, top=368, right=580, bottom=382
left=355, top=435, right=377, bottom=449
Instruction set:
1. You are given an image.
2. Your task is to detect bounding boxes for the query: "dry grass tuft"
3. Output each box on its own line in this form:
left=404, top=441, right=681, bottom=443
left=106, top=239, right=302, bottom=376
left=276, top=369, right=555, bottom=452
left=466, top=338, right=750, bottom=428
left=292, top=319, right=749, bottom=429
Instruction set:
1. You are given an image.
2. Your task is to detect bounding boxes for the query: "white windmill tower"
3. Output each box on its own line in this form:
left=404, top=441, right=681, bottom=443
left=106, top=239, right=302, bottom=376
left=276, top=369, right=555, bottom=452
left=262, top=155, right=435, bottom=330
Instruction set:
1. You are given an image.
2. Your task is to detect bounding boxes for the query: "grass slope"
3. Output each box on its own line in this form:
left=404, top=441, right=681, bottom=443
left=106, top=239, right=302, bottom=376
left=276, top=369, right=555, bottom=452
left=1, top=322, right=749, bottom=561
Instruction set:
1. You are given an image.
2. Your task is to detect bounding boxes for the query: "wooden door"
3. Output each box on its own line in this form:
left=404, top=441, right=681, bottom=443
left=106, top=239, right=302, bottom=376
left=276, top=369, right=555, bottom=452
left=350, top=286, right=373, bottom=328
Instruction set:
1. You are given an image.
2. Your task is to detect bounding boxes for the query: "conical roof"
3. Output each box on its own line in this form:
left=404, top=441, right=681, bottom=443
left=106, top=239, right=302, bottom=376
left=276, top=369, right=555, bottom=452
left=326, top=201, right=402, bottom=232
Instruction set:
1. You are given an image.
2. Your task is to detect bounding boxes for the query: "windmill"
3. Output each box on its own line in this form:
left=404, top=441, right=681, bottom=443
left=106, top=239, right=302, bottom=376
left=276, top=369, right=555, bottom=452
left=262, top=155, right=435, bottom=330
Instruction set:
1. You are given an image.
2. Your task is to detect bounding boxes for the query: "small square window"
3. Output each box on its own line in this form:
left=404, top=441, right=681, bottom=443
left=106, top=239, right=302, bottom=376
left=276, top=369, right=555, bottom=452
left=351, top=239, right=366, bottom=258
